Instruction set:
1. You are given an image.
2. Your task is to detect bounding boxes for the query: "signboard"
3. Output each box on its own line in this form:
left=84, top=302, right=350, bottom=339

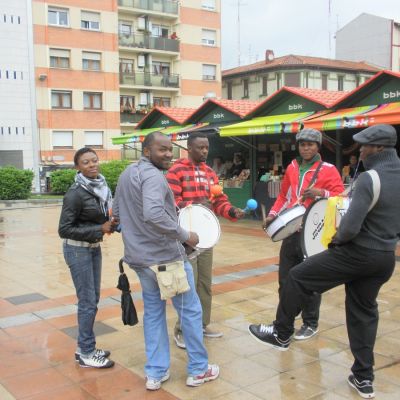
left=357, top=78, right=400, bottom=106
left=199, top=106, right=239, bottom=123
left=269, top=97, right=324, bottom=116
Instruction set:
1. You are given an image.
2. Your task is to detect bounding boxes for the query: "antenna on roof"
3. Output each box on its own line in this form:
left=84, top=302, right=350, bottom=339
left=237, top=0, right=247, bottom=66
left=328, top=0, right=332, bottom=56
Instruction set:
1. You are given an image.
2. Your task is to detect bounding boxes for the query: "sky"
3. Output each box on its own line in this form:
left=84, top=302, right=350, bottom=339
left=221, top=0, right=400, bottom=70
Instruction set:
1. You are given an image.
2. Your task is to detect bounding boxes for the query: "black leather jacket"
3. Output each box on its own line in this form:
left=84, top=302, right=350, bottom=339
left=58, top=183, right=108, bottom=243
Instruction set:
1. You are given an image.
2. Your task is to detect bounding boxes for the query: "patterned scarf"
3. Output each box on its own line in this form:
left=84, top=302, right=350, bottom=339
left=75, top=172, right=112, bottom=217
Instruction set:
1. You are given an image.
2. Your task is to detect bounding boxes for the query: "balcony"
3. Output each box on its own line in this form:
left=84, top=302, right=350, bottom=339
left=119, top=32, right=180, bottom=53
left=120, top=71, right=180, bottom=88
left=118, top=0, right=179, bottom=15
left=120, top=112, right=146, bottom=124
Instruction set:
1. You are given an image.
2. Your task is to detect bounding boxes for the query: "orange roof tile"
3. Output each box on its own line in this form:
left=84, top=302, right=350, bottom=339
left=222, top=54, right=381, bottom=77
left=284, top=87, right=349, bottom=107
left=207, top=98, right=261, bottom=117
left=154, top=106, right=197, bottom=124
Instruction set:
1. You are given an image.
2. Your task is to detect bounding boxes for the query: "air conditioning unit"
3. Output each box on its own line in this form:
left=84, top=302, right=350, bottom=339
left=137, top=17, right=146, bottom=31
left=138, top=55, right=146, bottom=68
left=139, top=92, right=148, bottom=105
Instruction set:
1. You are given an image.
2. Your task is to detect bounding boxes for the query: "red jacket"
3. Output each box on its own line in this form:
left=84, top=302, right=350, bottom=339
left=269, top=158, right=344, bottom=217
left=166, top=158, right=236, bottom=221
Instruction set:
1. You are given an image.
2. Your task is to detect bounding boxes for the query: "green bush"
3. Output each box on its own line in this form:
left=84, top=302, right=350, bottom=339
left=0, top=166, right=34, bottom=200
left=100, top=160, right=130, bottom=194
left=50, top=169, right=76, bottom=194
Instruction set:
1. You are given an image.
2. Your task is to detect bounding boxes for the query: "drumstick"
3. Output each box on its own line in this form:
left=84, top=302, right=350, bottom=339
left=261, top=204, right=266, bottom=221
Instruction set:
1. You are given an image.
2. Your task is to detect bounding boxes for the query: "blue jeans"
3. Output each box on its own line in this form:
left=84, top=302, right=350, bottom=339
left=63, top=243, right=102, bottom=356
left=134, top=261, right=208, bottom=379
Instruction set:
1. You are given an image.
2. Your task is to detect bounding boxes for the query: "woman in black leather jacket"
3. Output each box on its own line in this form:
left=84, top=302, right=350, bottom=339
left=58, top=147, right=117, bottom=369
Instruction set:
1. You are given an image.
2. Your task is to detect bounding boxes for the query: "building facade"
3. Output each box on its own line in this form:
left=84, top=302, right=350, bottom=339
left=336, top=13, right=400, bottom=72
left=0, top=0, right=40, bottom=190
left=222, top=51, right=380, bottom=102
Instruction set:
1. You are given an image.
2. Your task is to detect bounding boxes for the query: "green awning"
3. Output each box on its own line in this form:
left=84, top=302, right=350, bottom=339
left=219, top=112, right=315, bottom=137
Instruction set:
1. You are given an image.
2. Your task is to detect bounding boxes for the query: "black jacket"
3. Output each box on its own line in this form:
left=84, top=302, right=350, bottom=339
left=58, top=183, right=108, bottom=243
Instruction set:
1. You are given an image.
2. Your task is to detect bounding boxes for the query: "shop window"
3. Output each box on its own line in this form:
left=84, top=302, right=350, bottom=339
left=202, top=64, right=216, bottom=81
left=243, top=79, right=249, bottom=98
left=81, top=11, right=100, bottom=31
left=52, top=131, right=73, bottom=149
left=321, top=73, right=328, bottom=90
left=48, top=7, right=69, bottom=27
left=51, top=90, right=72, bottom=109
left=50, top=48, right=70, bottom=69
left=202, top=29, right=216, bottom=46
left=84, top=131, right=103, bottom=148
left=83, top=92, right=102, bottom=110
left=82, top=51, right=101, bottom=71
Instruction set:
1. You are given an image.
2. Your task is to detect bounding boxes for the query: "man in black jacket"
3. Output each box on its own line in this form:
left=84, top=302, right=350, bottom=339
left=249, top=124, right=400, bottom=399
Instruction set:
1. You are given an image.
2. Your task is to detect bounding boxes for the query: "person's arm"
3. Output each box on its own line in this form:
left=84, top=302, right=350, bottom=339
left=334, top=172, right=374, bottom=244
left=165, top=167, right=192, bottom=208
left=142, top=170, right=189, bottom=242
left=268, top=167, right=292, bottom=217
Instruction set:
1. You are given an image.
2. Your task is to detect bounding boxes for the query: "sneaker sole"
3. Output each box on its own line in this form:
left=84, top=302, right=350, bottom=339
left=247, top=325, right=289, bottom=352
left=75, top=351, right=111, bottom=362
left=347, top=378, right=375, bottom=399
left=146, top=373, right=170, bottom=390
left=293, top=329, right=319, bottom=341
left=186, top=370, right=219, bottom=387
left=79, top=361, right=115, bottom=369
left=203, top=333, right=223, bottom=338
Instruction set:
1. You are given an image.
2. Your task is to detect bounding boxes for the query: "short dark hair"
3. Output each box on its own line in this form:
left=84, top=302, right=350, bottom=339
left=187, top=132, right=208, bottom=146
left=74, top=147, right=97, bottom=166
left=142, top=131, right=165, bottom=150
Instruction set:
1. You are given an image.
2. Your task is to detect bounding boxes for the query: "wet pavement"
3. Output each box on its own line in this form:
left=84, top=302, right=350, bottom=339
left=0, top=205, right=400, bottom=399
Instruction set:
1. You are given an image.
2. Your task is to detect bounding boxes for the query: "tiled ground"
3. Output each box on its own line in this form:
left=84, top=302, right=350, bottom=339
left=0, top=205, right=400, bottom=399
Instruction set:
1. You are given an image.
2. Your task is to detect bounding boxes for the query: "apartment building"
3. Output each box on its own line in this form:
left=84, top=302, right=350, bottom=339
left=0, top=0, right=40, bottom=191
left=336, top=13, right=400, bottom=72
left=222, top=51, right=380, bottom=102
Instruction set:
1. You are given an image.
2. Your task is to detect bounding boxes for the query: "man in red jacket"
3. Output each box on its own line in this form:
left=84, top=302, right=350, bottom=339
left=166, top=132, right=245, bottom=348
left=263, top=128, right=344, bottom=340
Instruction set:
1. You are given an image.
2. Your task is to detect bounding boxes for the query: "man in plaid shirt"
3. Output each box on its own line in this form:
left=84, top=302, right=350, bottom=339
left=166, top=132, right=245, bottom=348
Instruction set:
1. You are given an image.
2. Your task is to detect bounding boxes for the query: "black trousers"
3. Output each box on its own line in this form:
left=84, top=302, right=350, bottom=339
left=278, top=232, right=321, bottom=327
left=275, top=242, right=395, bottom=381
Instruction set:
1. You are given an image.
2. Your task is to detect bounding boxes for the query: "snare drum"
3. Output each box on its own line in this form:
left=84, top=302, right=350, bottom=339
left=266, top=204, right=306, bottom=242
left=178, top=204, right=221, bottom=249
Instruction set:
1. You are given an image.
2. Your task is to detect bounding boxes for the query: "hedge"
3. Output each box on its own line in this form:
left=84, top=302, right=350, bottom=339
left=0, top=166, right=34, bottom=200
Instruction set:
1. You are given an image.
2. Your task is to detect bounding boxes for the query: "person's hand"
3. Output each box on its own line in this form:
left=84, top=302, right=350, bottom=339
left=263, top=215, right=275, bottom=230
left=101, top=221, right=114, bottom=234
left=185, top=232, right=199, bottom=248
left=302, top=188, right=324, bottom=200
left=233, top=208, right=245, bottom=219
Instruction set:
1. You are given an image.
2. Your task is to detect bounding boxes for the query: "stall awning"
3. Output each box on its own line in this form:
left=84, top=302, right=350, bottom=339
left=303, top=102, right=400, bottom=131
left=219, top=111, right=323, bottom=137
left=112, top=125, right=192, bottom=145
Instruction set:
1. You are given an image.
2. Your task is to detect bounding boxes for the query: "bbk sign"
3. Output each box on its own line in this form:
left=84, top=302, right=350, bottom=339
left=383, top=90, right=400, bottom=101
left=288, top=104, right=303, bottom=111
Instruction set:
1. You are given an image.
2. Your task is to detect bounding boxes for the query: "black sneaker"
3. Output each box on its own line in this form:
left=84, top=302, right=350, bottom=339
left=248, top=324, right=291, bottom=351
left=75, top=348, right=111, bottom=362
left=347, top=374, right=375, bottom=399
left=294, top=324, right=319, bottom=340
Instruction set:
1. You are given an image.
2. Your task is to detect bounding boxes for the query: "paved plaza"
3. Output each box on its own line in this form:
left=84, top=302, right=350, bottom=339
left=0, top=204, right=400, bottom=399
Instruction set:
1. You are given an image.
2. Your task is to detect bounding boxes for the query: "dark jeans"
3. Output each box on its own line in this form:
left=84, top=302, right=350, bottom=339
left=275, top=242, right=395, bottom=382
left=63, top=243, right=102, bottom=355
left=278, top=232, right=321, bottom=328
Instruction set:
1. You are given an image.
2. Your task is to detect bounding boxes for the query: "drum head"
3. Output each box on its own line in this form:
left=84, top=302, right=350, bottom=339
left=178, top=204, right=221, bottom=249
left=267, top=205, right=306, bottom=242
left=301, top=198, right=328, bottom=258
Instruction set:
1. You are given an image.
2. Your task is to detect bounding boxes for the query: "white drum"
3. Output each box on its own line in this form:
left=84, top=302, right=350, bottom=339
left=301, top=198, right=328, bottom=258
left=178, top=204, right=221, bottom=249
left=266, top=204, right=306, bottom=242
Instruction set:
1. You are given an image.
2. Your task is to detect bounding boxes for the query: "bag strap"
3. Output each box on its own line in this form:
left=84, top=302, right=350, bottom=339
left=366, top=169, right=381, bottom=212
left=308, top=161, right=323, bottom=188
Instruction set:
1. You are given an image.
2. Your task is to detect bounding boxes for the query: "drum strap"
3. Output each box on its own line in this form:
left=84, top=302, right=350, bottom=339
left=308, top=161, right=323, bottom=188
left=366, top=170, right=381, bottom=212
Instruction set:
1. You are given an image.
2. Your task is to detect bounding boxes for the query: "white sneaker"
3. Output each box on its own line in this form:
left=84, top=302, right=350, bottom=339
left=146, top=370, right=170, bottom=391
left=79, top=353, right=114, bottom=368
left=186, top=364, right=219, bottom=387
left=75, top=348, right=110, bottom=362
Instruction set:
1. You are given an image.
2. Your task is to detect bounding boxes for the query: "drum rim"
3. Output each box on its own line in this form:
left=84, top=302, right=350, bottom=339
left=300, top=198, right=328, bottom=258
left=266, top=204, right=306, bottom=238
left=178, top=204, right=221, bottom=249
left=269, top=214, right=304, bottom=242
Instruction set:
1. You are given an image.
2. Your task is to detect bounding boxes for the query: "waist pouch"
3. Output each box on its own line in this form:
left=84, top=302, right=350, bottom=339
left=150, top=260, right=190, bottom=300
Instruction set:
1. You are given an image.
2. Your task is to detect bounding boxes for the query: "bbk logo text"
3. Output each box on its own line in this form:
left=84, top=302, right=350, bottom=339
left=383, top=90, right=400, bottom=100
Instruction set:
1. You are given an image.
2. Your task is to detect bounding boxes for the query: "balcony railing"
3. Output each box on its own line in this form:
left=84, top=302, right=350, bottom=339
left=120, top=71, right=180, bottom=88
left=118, top=0, right=179, bottom=15
left=120, top=112, right=146, bottom=124
left=119, top=32, right=180, bottom=52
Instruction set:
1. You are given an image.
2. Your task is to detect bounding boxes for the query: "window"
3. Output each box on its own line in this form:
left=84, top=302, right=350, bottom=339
left=119, top=21, right=132, bottom=36
left=151, top=24, right=169, bottom=38
left=202, top=0, right=216, bottom=10
left=227, top=81, right=233, bottom=99
left=202, top=64, right=216, bottom=81
left=284, top=72, right=300, bottom=87
left=48, top=7, right=69, bottom=27
left=51, top=90, right=72, bottom=109
left=82, top=51, right=101, bottom=71
left=153, top=97, right=171, bottom=107
left=262, top=76, right=268, bottom=95
left=50, top=48, right=70, bottom=68
left=81, top=11, right=100, bottom=31
left=84, top=131, right=103, bottom=148
left=120, top=95, right=135, bottom=113
left=243, top=79, right=249, bottom=98
left=276, top=72, right=281, bottom=89
left=120, top=58, right=134, bottom=74
left=202, top=29, right=216, bottom=46
left=83, top=92, right=102, bottom=110
left=52, top=131, right=73, bottom=148
left=152, top=61, right=170, bottom=75
left=321, top=73, right=328, bottom=90
left=338, top=75, right=344, bottom=91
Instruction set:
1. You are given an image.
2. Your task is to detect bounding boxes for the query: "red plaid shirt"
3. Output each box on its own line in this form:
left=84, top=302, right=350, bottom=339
left=166, top=158, right=236, bottom=221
